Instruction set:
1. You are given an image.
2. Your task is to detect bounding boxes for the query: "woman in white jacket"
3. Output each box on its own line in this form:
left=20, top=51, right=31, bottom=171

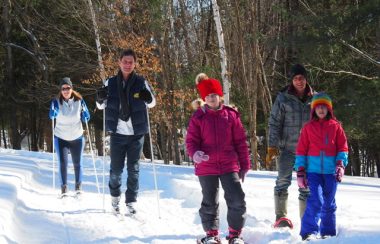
left=49, top=77, right=90, bottom=196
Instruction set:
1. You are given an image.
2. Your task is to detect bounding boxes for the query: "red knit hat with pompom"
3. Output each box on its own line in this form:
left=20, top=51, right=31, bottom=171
left=195, top=73, right=223, bottom=101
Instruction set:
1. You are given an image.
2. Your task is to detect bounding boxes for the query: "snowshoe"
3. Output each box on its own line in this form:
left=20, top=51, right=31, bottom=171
left=197, top=235, right=221, bottom=244
left=273, top=217, right=293, bottom=229
left=302, top=234, right=317, bottom=241
left=227, top=236, right=244, bottom=244
left=321, top=235, right=333, bottom=239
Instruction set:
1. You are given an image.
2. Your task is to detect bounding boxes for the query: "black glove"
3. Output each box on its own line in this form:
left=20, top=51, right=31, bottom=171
left=134, top=88, right=152, bottom=103
left=97, top=86, right=108, bottom=103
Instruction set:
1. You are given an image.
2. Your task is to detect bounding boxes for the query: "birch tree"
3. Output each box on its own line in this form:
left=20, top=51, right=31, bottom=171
left=87, top=0, right=106, bottom=80
left=211, top=0, right=230, bottom=105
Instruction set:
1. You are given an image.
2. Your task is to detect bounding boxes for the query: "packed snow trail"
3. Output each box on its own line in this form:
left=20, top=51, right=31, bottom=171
left=1, top=149, right=380, bottom=243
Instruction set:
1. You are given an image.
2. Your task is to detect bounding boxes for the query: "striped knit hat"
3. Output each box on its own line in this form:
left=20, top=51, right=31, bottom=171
left=311, top=92, right=334, bottom=118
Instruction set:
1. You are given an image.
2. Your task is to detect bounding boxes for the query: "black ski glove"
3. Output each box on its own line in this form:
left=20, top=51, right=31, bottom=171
left=97, top=86, right=108, bottom=104
left=134, top=88, right=152, bottom=103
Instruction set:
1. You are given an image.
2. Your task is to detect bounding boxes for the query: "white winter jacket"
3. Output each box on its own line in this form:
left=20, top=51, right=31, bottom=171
left=54, top=98, right=84, bottom=141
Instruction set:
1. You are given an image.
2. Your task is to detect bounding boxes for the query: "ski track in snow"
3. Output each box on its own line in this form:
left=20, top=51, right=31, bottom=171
left=1, top=149, right=380, bottom=244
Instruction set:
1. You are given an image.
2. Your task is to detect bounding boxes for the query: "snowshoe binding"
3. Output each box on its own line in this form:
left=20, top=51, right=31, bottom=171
left=274, top=217, right=293, bottom=229
left=197, top=236, right=221, bottom=244
left=227, top=236, right=245, bottom=244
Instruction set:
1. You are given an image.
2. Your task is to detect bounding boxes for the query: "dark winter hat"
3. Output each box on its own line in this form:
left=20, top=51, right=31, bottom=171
left=59, top=77, right=73, bottom=88
left=290, top=64, right=307, bottom=81
left=195, top=73, right=223, bottom=101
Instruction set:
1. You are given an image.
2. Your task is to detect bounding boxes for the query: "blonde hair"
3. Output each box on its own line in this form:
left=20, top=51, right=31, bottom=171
left=195, top=73, right=209, bottom=85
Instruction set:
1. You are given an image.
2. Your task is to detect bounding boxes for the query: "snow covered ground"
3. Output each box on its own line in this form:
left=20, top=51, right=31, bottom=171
left=0, top=148, right=379, bottom=244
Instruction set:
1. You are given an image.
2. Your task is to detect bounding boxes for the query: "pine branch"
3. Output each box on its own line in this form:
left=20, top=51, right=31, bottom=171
left=298, top=0, right=380, bottom=67
left=310, top=65, right=378, bottom=80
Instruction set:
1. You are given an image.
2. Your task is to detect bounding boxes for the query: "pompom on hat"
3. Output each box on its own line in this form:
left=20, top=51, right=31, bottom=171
left=195, top=73, right=223, bottom=101
left=311, top=92, right=334, bottom=118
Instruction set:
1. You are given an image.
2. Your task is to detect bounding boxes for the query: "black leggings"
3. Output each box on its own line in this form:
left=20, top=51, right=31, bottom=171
left=54, top=136, right=84, bottom=186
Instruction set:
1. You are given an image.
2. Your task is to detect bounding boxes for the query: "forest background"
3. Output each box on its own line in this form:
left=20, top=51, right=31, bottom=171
left=0, top=0, right=379, bottom=177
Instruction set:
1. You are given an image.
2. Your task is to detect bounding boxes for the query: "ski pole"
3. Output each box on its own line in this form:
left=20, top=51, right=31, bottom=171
left=146, top=108, right=161, bottom=218
left=52, top=119, right=56, bottom=190
left=85, top=121, right=100, bottom=194
left=102, top=105, right=106, bottom=212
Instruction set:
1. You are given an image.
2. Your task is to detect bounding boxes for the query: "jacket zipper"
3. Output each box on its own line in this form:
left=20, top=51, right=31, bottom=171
left=214, top=114, right=220, bottom=173
left=320, top=122, right=324, bottom=173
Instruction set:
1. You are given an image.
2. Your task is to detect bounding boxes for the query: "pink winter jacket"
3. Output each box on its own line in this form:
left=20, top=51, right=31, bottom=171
left=185, top=105, right=251, bottom=176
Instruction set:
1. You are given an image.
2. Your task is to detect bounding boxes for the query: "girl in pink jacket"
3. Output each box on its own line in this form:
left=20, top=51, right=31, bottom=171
left=186, top=73, right=250, bottom=244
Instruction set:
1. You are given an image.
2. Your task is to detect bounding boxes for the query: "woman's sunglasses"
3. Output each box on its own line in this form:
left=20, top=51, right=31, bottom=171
left=61, top=87, right=72, bottom=91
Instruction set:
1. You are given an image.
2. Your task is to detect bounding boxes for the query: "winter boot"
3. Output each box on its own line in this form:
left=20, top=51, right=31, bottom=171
left=302, top=233, right=317, bottom=241
left=299, top=199, right=306, bottom=219
left=321, top=235, right=333, bottom=239
left=111, top=196, right=121, bottom=214
left=75, top=182, right=82, bottom=194
left=126, top=202, right=137, bottom=215
left=61, top=184, right=68, bottom=195
left=226, top=228, right=244, bottom=244
left=274, top=190, right=293, bottom=228
left=198, top=230, right=221, bottom=244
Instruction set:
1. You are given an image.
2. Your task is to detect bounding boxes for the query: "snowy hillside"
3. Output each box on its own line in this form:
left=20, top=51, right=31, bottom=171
left=0, top=148, right=379, bottom=244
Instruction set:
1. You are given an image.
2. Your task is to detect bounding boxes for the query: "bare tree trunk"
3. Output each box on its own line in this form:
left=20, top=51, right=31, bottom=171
left=376, top=151, right=380, bottom=178
left=38, top=115, right=45, bottom=150
left=172, top=123, right=182, bottom=165
left=1, top=114, right=7, bottom=149
left=202, top=4, right=213, bottom=67
left=94, top=128, right=102, bottom=156
left=211, top=0, right=230, bottom=105
left=30, top=107, right=39, bottom=151
left=87, top=0, right=106, bottom=80
left=45, top=122, right=53, bottom=152
left=3, top=0, right=20, bottom=149
left=159, top=125, right=169, bottom=164
left=87, top=0, right=106, bottom=156
left=349, top=140, right=361, bottom=176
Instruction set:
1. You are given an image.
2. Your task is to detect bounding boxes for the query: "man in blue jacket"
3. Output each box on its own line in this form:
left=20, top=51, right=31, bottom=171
left=96, top=49, right=156, bottom=215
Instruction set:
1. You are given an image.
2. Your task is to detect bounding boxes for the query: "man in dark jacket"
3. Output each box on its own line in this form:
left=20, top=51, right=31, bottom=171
left=96, top=49, right=156, bottom=215
left=266, top=64, right=313, bottom=228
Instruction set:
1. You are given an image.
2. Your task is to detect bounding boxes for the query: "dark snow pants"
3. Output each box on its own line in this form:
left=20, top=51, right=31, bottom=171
left=54, top=136, right=84, bottom=186
left=300, top=173, right=338, bottom=238
left=109, top=133, right=144, bottom=203
left=198, top=172, right=246, bottom=232
left=275, top=150, right=310, bottom=201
